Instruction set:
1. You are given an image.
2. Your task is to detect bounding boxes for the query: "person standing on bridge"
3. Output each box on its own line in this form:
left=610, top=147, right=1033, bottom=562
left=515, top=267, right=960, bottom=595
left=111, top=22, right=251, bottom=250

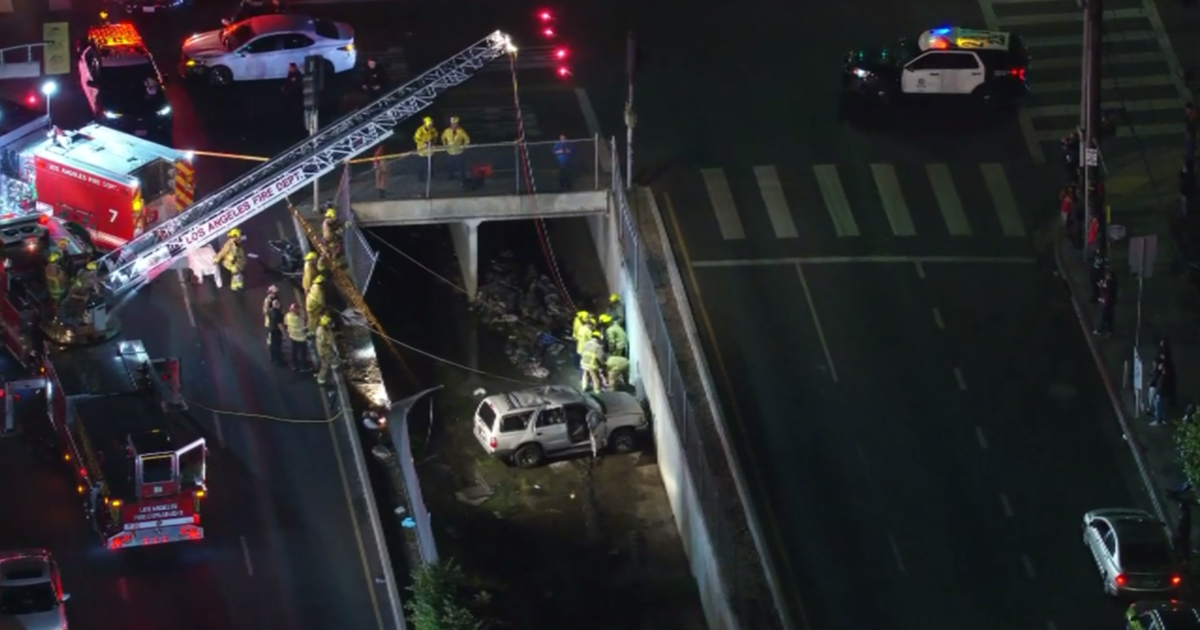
left=442, top=116, right=470, bottom=182
left=553, top=134, right=575, bottom=191
left=361, top=58, right=386, bottom=97
left=414, top=116, right=439, bottom=185
left=306, top=274, right=326, bottom=336
left=213, top=228, right=247, bottom=291
left=314, top=315, right=339, bottom=386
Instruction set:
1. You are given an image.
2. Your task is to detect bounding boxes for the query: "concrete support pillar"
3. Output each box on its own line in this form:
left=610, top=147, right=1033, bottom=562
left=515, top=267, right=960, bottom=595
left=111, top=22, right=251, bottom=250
left=448, top=219, right=483, bottom=302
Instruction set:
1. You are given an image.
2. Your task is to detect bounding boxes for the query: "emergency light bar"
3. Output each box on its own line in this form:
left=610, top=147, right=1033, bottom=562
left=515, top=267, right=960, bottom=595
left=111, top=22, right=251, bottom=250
left=99, top=31, right=517, bottom=299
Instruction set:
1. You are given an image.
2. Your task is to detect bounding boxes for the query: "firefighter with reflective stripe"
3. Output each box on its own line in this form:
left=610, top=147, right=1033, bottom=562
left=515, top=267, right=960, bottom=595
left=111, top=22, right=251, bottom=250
left=442, top=116, right=470, bottom=181
left=45, top=253, right=67, bottom=304
left=284, top=302, right=310, bottom=371
left=605, top=355, right=630, bottom=391
left=314, top=314, right=339, bottom=385
left=574, top=313, right=594, bottom=357
left=599, top=313, right=627, bottom=357
left=321, top=206, right=345, bottom=267
left=68, top=261, right=100, bottom=304
left=213, top=228, right=247, bottom=291
left=302, top=251, right=321, bottom=293
left=580, top=331, right=605, bottom=392
left=572, top=311, right=591, bottom=342
left=306, top=274, right=326, bottom=336
left=606, top=293, right=624, bottom=323
left=413, top=116, right=438, bottom=182
left=262, top=284, right=278, bottom=328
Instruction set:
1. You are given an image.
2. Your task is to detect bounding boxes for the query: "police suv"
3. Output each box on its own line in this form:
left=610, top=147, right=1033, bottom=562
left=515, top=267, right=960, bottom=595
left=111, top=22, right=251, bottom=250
left=842, top=27, right=1030, bottom=106
left=77, top=21, right=172, bottom=137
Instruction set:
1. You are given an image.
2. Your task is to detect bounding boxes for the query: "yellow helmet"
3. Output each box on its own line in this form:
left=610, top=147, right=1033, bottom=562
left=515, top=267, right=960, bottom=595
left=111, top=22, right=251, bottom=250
left=593, top=331, right=602, bottom=338
left=313, top=274, right=325, bottom=284
left=598, top=314, right=612, bottom=324
left=86, top=262, right=98, bottom=271
left=325, top=208, right=337, bottom=219
left=228, top=228, right=241, bottom=239
left=98, top=9, right=108, bottom=20
left=305, top=251, right=318, bottom=261
left=575, top=310, right=589, bottom=320
left=319, top=315, right=332, bottom=327
left=609, top=293, right=620, bottom=304
left=422, top=116, right=433, bottom=126
left=48, top=252, right=61, bottom=263
left=450, top=116, right=460, bottom=124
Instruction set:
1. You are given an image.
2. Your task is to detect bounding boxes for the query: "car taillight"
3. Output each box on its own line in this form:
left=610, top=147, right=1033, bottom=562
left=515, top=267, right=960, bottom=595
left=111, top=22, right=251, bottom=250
left=1115, top=574, right=1126, bottom=586
left=489, top=436, right=497, bottom=449
left=1172, top=575, right=1182, bottom=585
left=1010, top=68, right=1026, bottom=81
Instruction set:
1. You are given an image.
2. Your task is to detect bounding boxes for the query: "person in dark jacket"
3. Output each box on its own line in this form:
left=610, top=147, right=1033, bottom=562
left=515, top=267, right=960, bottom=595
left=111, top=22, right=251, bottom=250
left=362, top=58, right=386, bottom=95
left=1094, top=269, right=1117, bottom=336
left=266, top=295, right=285, bottom=366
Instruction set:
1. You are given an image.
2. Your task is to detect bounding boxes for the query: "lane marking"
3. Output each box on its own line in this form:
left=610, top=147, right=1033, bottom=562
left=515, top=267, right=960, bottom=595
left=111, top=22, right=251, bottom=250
left=887, top=534, right=908, bottom=574
left=813, top=164, right=860, bottom=237
left=240, top=535, right=255, bottom=576
left=976, top=0, right=1043, bottom=163
left=692, top=255, right=1038, bottom=268
left=1023, top=30, right=1155, bottom=47
left=795, top=264, right=838, bottom=383
left=176, top=268, right=197, bottom=328
left=871, top=164, right=916, bottom=237
left=1025, top=98, right=1181, bottom=118
left=1035, top=52, right=1164, bottom=70
left=754, top=165, right=799, bottom=239
left=1000, top=493, right=1014, bottom=518
left=1036, top=74, right=1175, bottom=93
left=700, top=168, right=746, bottom=240
left=954, top=367, right=968, bottom=391
left=856, top=443, right=873, bottom=482
left=1022, top=553, right=1037, bottom=579
left=980, top=164, right=1026, bottom=237
left=926, top=164, right=972, bottom=236
left=213, top=409, right=225, bottom=447
left=914, top=261, right=925, bottom=279
left=975, top=426, right=989, bottom=450
left=932, top=307, right=945, bottom=330
left=118, top=577, right=129, bottom=601
left=1034, top=122, right=1181, bottom=142
left=1140, top=0, right=1196, bottom=105
left=994, top=7, right=1142, bottom=26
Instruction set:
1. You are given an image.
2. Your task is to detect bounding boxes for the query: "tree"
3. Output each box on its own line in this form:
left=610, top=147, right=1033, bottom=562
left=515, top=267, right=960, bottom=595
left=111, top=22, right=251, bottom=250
left=407, top=560, right=482, bottom=630
left=1176, top=421, right=1200, bottom=488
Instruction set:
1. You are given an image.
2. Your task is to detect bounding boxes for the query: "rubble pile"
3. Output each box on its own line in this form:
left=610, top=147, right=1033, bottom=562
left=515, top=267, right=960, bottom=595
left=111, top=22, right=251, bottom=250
left=473, top=251, right=575, bottom=379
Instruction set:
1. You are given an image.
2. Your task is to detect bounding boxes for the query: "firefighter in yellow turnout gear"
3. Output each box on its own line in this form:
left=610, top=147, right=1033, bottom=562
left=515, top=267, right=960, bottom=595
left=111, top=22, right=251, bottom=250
left=212, top=228, right=247, bottom=291
left=302, top=251, right=322, bottom=293
left=284, top=303, right=310, bottom=371
left=599, top=313, right=627, bottom=358
left=413, top=116, right=438, bottom=183
left=306, top=274, right=326, bottom=335
left=45, top=253, right=67, bottom=304
left=441, top=116, right=470, bottom=181
left=314, top=314, right=339, bottom=385
left=321, top=206, right=344, bottom=267
left=580, top=331, right=605, bottom=392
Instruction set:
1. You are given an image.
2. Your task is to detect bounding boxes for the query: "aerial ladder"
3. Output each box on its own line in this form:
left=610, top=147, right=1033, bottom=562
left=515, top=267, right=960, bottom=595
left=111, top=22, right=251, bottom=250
left=98, top=31, right=516, bottom=300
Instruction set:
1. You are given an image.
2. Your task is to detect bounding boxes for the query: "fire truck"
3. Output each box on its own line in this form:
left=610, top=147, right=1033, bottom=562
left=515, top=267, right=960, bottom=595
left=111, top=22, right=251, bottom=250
left=0, top=120, right=195, bottom=251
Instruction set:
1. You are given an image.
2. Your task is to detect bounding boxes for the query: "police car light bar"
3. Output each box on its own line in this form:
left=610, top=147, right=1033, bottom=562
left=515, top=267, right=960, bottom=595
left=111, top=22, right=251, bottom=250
left=99, top=31, right=516, bottom=299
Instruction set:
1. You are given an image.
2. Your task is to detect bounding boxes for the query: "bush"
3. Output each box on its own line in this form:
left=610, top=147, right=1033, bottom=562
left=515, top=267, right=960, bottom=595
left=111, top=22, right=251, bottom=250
left=1176, top=421, right=1200, bottom=487
left=407, top=560, right=482, bottom=630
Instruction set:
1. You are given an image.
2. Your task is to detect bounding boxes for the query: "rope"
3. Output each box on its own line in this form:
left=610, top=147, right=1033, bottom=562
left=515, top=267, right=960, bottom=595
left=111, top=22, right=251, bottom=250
left=186, top=397, right=342, bottom=424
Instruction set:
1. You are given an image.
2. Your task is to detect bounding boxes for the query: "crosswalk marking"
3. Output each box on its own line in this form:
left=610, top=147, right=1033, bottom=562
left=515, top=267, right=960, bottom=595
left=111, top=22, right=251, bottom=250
left=1025, top=98, right=1180, bottom=118
left=870, top=164, right=916, bottom=237
left=926, top=164, right=972, bottom=236
left=994, top=8, right=1143, bottom=26
left=1023, top=31, right=1154, bottom=48
left=980, top=164, right=1026, bottom=237
left=1036, top=75, right=1175, bottom=93
left=701, top=168, right=746, bottom=241
left=813, top=165, right=859, bottom=237
left=1034, top=122, right=1180, bottom=141
left=1034, top=52, right=1167, bottom=70
left=753, top=165, right=798, bottom=239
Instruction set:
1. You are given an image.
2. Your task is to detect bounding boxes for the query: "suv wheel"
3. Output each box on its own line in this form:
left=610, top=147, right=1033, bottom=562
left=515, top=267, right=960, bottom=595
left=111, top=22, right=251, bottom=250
left=609, top=428, right=638, bottom=454
left=513, top=444, right=544, bottom=468
left=208, top=66, right=233, bottom=86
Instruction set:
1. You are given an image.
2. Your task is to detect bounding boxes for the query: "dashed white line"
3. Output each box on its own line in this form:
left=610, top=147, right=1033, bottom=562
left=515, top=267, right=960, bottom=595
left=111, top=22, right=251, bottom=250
left=887, top=534, right=908, bottom=574
left=931, top=307, right=945, bottom=330
left=212, top=409, right=225, bottom=447
left=240, top=535, right=255, bottom=577
left=954, top=367, right=967, bottom=391
left=1000, top=493, right=1014, bottom=518
left=856, top=443, right=873, bottom=482
left=975, top=426, right=989, bottom=450
left=1022, top=553, right=1036, bottom=579
left=795, top=264, right=838, bottom=383
left=176, top=268, right=197, bottom=328
left=914, top=261, right=926, bottom=279
left=118, top=577, right=129, bottom=601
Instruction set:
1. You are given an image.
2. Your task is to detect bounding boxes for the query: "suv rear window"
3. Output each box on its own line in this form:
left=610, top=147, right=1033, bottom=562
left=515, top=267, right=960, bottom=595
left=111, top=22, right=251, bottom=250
left=499, top=412, right=532, bottom=433
left=313, top=19, right=340, bottom=40
left=478, top=402, right=496, bottom=426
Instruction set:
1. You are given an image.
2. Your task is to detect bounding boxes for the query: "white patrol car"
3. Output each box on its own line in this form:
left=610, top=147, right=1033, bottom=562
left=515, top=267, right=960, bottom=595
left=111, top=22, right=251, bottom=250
left=842, top=27, right=1030, bottom=105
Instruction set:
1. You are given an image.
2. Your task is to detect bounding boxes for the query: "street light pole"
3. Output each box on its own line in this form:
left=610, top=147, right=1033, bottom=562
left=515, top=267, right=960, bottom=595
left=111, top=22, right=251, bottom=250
left=1081, top=0, right=1105, bottom=257
left=41, top=81, right=57, bottom=124
left=624, top=30, right=636, bottom=189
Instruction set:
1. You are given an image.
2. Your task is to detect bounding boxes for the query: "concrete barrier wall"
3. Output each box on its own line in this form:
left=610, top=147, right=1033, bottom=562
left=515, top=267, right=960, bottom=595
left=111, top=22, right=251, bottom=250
left=585, top=198, right=736, bottom=630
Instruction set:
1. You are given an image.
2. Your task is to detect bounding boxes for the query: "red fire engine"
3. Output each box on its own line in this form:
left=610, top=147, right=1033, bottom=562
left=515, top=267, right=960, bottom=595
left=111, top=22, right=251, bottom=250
left=1, top=122, right=194, bottom=250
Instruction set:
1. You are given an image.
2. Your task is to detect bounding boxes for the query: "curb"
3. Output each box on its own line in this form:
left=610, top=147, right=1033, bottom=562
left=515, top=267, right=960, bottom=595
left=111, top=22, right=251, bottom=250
left=1052, top=237, right=1173, bottom=528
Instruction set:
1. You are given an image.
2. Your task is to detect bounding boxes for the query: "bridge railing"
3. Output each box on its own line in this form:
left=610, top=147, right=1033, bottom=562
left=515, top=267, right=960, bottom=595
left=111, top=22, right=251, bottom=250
left=345, top=135, right=607, bottom=202
left=0, top=43, right=45, bottom=80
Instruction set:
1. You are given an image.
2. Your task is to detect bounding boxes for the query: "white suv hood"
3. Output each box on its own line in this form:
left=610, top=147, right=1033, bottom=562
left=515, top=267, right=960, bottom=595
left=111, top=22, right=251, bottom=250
left=183, top=30, right=227, bottom=59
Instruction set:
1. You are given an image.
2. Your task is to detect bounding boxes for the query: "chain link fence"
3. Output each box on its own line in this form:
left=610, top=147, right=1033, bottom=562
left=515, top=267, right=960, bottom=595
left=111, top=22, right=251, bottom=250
left=608, top=143, right=783, bottom=629
left=333, top=164, right=380, bottom=295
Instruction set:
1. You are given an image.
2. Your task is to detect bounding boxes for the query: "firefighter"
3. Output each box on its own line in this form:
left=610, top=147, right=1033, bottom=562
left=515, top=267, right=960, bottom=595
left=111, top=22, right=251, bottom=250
left=262, top=284, right=279, bottom=329
left=600, top=313, right=627, bottom=358
left=302, top=251, right=321, bottom=293
left=306, top=274, right=326, bottom=334
left=284, top=303, right=310, bottom=371
left=572, top=310, right=591, bottom=341
left=413, top=116, right=438, bottom=183
left=442, top=116, right=470, bottom=181
left=606, top=293, right=624, bottom=323
left=321, top=206, right=345, bottom=265
left=68, top=261, right=100, bottom=303
left=605, top=354, right=630, bottom=391
left=45, top=253, right=66, bottom=304
left=580, top=331, right=605, bottom=392
left=574, top=312, right=594, bottom=359
left=314, top=314, right=339, bottom=385
left=212, top=228, right=247, bottom=291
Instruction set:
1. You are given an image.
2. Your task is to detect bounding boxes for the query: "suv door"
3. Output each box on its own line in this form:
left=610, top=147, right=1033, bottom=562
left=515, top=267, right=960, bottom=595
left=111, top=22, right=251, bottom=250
left=902, top=52, right=956, bottom=94
left=943, top=52, right=984, bottom=94
left=533, top=406, right=570, bottom=454
left=240, top=34, right=288, bottom=80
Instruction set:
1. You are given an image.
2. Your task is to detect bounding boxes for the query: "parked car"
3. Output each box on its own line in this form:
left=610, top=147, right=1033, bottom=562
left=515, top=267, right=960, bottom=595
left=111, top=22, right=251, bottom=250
left=473, top=385, right=649, bottom=468
left=1083, top=508, right=1182, bottom=597
left=179, top=14, right=356, bottom=86
left=1126, top=600, right=1200, bottom=630
left=0, top=549, right=70, bottom=630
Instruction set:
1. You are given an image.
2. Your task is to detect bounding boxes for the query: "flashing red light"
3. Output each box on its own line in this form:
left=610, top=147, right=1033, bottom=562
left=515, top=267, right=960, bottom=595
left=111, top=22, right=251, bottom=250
left=930, top=38, right=950, bottom=50
left=537, top=10, right=552, bottom=21
left=554, top=48, right=568, bottom=60
left=78, top=467, right=86, bottom=477
left=556, top=67, right=571, bottom=78
left=1172, top=575, right=1183, bottom=586
left=0, top=389, right=5, bottom=398
left=542, top=28, right=555, bottom=37
left=37, top=214, right=48, bottom=225
left=26, top=94, right=36, bottom=106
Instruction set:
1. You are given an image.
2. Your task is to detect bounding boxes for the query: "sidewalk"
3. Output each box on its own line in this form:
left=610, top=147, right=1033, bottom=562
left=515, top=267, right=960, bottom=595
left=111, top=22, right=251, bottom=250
left=1054, top=144, right=1195, bottom=538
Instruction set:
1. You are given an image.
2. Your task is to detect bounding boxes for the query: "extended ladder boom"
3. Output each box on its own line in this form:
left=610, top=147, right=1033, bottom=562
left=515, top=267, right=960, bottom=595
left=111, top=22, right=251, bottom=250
left=100, top=30, right=515, bottom=298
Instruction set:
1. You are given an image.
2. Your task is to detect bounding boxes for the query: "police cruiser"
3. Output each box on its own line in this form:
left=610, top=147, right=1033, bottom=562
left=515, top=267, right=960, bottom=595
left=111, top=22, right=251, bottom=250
left=842, top=27, right=1030, bottom=105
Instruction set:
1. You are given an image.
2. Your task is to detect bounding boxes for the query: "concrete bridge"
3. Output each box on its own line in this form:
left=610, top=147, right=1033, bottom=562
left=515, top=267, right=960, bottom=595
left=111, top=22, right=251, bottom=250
left=345, top=135, right=610, bottom=299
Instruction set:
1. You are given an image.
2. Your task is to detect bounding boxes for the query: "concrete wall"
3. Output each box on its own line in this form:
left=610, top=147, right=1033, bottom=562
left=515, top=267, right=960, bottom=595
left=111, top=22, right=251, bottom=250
left=586, top=194, right=736, bottom=630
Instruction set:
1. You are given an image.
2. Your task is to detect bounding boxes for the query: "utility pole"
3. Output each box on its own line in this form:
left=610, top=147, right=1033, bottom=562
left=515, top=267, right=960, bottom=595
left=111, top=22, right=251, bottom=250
left=624, top=30, right=637, bottom=189
left=304, top=55, right=322, bottom=213
left=1081, top=0, right=1105, bottom=258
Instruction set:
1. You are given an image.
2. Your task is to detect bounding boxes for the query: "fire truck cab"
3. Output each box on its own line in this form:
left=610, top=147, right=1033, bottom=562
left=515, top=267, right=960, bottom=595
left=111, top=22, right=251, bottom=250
left=27, top=339, right=206, bottom=549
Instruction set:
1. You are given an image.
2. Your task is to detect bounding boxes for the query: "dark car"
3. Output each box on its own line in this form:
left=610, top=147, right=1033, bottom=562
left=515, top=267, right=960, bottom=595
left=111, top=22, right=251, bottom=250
left=79, top=23, right=173, bottom=137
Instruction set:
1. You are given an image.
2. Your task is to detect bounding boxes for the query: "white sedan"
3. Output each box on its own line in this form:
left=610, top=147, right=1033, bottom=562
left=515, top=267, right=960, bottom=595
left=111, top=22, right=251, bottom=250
left=180, top=14, right=356, bottom=86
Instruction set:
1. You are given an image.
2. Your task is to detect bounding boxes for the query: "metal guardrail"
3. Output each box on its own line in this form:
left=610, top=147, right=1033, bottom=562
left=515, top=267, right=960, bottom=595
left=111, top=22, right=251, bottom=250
left=608, top=141, right=786, bottom=629
left=0, top=43, right=44, bottom=65
left=346, top=136, right=607, bottom=202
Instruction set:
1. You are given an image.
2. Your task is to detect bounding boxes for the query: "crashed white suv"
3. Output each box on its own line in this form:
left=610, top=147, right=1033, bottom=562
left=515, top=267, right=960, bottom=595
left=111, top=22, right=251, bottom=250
left=473, top=385, right=649, bottom=468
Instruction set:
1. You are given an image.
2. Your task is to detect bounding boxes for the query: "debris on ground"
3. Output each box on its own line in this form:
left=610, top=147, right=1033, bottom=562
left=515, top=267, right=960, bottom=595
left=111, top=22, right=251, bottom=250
left=472, top=250, right=580, bottom=379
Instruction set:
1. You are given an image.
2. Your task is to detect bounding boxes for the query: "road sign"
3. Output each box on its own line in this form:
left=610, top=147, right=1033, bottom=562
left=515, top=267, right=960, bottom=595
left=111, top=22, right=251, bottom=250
left=1085, top=147, right=1099, bottom=167
left=1128, top=234, right=1158, bottom=277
